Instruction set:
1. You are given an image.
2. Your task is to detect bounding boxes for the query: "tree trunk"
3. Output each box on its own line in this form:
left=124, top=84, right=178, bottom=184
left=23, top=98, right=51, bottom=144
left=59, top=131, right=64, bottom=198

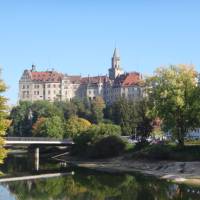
left=178, top=130, right=185, bottom=148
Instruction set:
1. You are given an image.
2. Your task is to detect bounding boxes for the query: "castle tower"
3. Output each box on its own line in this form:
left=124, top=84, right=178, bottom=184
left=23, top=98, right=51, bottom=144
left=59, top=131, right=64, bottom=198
left=109, top=48, right=123, bottom=80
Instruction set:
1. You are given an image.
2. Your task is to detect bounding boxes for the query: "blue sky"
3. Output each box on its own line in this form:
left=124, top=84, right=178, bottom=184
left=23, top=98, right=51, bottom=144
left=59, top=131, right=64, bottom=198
left=1, top=0, right=200, bottom=104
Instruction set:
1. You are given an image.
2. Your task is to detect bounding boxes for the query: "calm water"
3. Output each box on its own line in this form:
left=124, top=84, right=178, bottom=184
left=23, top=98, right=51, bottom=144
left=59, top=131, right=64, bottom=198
left=0, top=153, right=200, bottom=200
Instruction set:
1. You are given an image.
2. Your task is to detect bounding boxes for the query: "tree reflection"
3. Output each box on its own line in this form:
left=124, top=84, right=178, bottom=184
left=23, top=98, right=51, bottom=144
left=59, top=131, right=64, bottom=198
left=4, top=169, right=200, bottom=200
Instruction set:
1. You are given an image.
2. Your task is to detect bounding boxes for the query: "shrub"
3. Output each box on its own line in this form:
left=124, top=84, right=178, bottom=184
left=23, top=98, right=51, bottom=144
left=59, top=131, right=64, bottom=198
left=90, top=135, right=126, bottom=158
left=71, top=123, right=122, bottom=157
left=86, top=123, right=121, bottom=140
left=132, top=144, right=171, bottom=160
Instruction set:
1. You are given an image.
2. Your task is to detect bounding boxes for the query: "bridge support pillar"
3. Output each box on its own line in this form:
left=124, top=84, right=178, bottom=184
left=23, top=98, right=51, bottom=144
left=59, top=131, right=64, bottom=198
left=34, top=147, right=39, bottom=171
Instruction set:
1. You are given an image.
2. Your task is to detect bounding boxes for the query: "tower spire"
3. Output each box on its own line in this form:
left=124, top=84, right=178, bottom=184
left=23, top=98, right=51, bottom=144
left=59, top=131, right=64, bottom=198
left=113, top=47, right=119, bottom=58
left=109, top=48, right=123, bottom=80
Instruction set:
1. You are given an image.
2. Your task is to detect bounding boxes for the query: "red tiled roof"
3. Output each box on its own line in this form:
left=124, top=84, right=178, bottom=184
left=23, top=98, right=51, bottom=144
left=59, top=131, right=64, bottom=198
left=114, top=72, right=141, bottom=87
left=30, top=71, right=63, bottom=82
left=122, top=72, right=140, bottom=86
left=81, top=76, right=108, bottom=84
left=65, top=76, right=82, bottom=84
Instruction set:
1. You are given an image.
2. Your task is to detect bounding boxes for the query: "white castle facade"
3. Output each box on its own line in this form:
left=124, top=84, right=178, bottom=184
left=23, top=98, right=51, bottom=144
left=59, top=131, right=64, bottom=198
left=19, top=49, right=143, bottom=103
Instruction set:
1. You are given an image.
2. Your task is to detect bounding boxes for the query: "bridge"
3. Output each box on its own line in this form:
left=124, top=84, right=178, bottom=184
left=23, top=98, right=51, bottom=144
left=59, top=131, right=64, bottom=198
left=0, top=172, right=74, bottom=183
left=4, top=137, right=74, bottom=145
left=4, top=137, right=74, bottom=171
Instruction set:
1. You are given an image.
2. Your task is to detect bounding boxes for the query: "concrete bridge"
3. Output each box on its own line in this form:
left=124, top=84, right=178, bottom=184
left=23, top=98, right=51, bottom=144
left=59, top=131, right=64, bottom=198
left=4, top=137, right=74, bottom=171
left=4, top=137, right=74, bottom=145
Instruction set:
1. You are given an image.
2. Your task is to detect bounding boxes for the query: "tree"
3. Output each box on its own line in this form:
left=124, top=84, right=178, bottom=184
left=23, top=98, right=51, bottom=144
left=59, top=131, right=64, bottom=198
left=90, top=96, right=105, bottom=124
left=65, top=116, right=91, bottom=138
left=105, top=98, right=137, bottom=135
left=32, top=117, right=46, bottom=136
left=72, top=98, right=92, bottom=121
left=86, top=123, right=122, bottom=139
left=135, top=99, right=154, bottom=142
left=72, top=123, right=122, bottom=157
left=146, top=64, right=200, bottom=146
left=8, top=100, right=64, bottom=137
left=54, top=100, right=78, bottom=120
left=32, top=100, right=63, bottom=121
left=8, top=101, right=33, bottom=136
left=32, top=116, right=64, bottom=138
left=0, top=76, right=9, bottom=164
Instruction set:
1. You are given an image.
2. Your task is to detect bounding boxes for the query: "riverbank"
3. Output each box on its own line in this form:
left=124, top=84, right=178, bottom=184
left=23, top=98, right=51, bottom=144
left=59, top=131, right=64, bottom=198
left=65, top=156, right=200, bottom=186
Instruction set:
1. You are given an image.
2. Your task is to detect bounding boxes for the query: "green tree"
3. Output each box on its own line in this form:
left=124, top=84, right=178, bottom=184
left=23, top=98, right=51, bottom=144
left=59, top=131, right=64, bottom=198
left=90, top=96, right=105, bottom=124
left=65, top=116, right=91, bottom=138
left=86, top=123, right=122, bottom=139
left=54, top=100, right=78, bottom=120
left=106, top=98, right=137, bottom=135
left=146, top=64, right=200, bottom=146
left=0, top=76, right=8, bottom=164
left=135, top=99, right=154, bottom=142
left=8, top=101, right=33, bottom=136
left=32, top=100, right=63, bottom=120
left=72, top=98, right=92, bottom=120
left=9, top=100, right=64, bottom=136
left=32, top=116, right=64, bottom=138
left=72, top=123, right=122, bottom=156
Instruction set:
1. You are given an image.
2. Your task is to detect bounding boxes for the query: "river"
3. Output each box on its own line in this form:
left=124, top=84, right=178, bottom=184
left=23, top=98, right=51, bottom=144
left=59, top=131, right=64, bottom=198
left=0, top=152, right=200, bottom=200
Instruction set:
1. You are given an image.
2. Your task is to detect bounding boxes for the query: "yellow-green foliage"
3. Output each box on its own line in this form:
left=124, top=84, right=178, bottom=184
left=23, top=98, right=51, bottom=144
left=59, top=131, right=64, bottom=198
left=0, top=79, right=8, bottom=164
left=146, top=64, right=199, bottom=146
left=65, top=116, right=91, bottom=138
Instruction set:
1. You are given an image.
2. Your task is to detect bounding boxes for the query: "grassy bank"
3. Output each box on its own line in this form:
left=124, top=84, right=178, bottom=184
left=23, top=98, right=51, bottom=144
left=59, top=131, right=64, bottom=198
left=131, top=144, right=200, bottom=161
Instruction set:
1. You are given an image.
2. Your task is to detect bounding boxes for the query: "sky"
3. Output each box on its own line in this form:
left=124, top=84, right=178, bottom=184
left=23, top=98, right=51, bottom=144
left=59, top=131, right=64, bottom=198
left=1, top=0, right=200, bottom=105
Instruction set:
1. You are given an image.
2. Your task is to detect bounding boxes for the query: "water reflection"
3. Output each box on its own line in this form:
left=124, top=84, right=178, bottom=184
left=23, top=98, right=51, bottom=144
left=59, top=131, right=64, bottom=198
left=0, top=153, right=200, bottom=200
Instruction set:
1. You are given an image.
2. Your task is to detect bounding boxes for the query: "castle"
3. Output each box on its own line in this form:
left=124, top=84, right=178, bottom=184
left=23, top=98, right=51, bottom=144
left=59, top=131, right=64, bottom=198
left=19, top=49, right=143, bottom=103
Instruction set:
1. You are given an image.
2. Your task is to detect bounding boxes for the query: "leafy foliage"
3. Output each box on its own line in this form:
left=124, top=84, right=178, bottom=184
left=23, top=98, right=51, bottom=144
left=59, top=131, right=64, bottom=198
left=72, top=123, right=122, bottom=157
left=105, top=98, right=137, bottom=135
left=90, top=135, right=126, bottom=158
left=135, top=99, right=154, bottom=141
left=90, top=96, right=105, bottom=124
left=0, top=77, right=8, bottom=164
left=146, top=64, right=200, bottom=146
left=32, top=116, right=64, bottom=138
left=65, top=116, right=91, bottom=138
left=8, top=101, right=33, bottom=136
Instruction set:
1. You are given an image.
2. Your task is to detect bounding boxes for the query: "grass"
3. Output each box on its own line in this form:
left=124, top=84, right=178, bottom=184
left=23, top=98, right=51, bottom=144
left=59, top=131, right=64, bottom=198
left=131, top=143, right=200, bottom=161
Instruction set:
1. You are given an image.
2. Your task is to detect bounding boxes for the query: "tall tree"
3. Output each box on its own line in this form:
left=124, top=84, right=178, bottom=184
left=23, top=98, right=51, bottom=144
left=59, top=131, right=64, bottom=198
left=146, top=64, right=200, bottom=146
left=8, top=101, right=32, bottom=136
left=32, top=116, right=64, bottom=138
left=0, top=74, right=8, bottom=164
left=135, top=99, right=154, bottom=141
left=90, top=96, right=105, bottom=124
left=106, top=98, right=137, bottom=135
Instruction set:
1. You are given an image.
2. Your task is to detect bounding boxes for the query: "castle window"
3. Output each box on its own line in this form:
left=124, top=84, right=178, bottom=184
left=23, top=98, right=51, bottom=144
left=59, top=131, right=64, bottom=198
left=48, top=90, right=51, bottom=95
left=47, top=84, right=51, bottom=88
left=34, top=84, right=39, bottom=89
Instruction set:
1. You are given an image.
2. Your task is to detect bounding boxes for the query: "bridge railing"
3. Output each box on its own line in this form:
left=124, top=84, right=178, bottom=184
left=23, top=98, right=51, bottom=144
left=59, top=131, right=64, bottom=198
left=4, top=137, right=73, bottom=143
